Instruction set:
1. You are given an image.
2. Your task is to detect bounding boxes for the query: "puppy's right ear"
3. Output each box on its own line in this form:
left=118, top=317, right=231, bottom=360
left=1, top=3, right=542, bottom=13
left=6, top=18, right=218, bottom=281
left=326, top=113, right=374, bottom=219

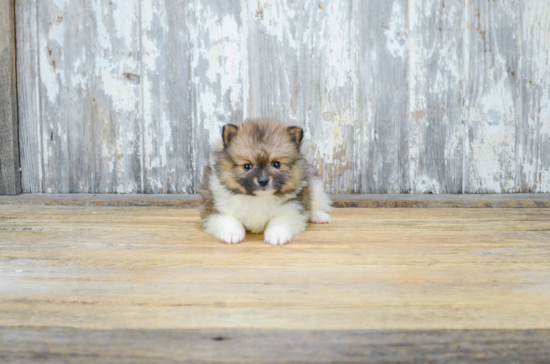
left=222, top=124, right=239, bottom=148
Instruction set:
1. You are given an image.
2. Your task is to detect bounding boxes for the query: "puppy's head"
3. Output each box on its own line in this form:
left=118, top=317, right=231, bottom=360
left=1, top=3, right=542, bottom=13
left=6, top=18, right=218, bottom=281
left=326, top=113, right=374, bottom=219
left=216, top=119, right=306, bottom=196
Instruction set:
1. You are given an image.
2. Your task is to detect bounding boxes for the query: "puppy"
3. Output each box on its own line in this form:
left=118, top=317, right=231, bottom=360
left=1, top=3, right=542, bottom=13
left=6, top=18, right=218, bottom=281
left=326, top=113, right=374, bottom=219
left=199, top=119, right=332, bottom=245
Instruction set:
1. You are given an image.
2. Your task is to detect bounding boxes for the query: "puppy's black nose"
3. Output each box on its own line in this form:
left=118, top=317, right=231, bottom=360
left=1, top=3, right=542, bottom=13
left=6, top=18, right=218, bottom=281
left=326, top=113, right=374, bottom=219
left=258, top=177, right=269, bottom=187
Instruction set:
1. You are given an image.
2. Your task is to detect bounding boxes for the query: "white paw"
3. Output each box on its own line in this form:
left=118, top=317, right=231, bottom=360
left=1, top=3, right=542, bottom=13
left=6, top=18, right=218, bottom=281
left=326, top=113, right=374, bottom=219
left=264, top=227, right=293, bottom=246
left=309, top=210, right=331, bottom=224
left=214, top=225, right=245, bottom=244
left=218, top=230, right=245, bottom=244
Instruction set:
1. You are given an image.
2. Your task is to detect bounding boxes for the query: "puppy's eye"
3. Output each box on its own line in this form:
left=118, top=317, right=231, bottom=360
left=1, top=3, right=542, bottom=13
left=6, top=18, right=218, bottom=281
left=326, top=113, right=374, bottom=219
left=272, top=161, right=281, bottom=169
left=244, top=164, right=253, bottom=170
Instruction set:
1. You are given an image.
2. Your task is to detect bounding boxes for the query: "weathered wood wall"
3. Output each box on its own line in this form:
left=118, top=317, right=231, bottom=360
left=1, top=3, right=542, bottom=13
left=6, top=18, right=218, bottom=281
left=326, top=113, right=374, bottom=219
left=0, top=0, right=21, bottom=195
left=16, top=0, right=550, bottom=194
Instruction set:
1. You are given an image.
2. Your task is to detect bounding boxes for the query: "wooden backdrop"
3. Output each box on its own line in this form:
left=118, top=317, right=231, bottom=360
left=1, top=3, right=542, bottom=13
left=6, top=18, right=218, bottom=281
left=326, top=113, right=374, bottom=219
left=16, top=0, right=550, bottom=194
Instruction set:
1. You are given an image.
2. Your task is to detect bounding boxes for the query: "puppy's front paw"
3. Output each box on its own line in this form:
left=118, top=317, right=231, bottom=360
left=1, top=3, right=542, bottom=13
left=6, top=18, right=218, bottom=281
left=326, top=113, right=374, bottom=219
left=218, top=230, right=245, bottom=244
left=264, top=227, right=293, bottom=246
left=310, top=210, right=331, bottom=224
left=204, top=215, right=246, bottom=244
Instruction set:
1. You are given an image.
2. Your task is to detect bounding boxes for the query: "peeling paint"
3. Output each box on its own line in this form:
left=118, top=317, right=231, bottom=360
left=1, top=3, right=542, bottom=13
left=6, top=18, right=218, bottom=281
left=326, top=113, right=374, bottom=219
left=17, top=0, right=550, bottom=194
left=385, top=2, right=407, bottom=58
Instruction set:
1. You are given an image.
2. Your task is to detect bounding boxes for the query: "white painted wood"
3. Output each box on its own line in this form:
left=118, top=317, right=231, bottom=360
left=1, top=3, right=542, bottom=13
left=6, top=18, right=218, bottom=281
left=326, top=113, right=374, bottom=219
left=27, top=0, right=141, bottom=193
left=463, top=0, right=521, bottom=193
left=356, top=0, right=407, bottom=193
left=140, top=0, right=193, bottom=193
left=37, top=0, right=82, bottom=193
left=519, top=2, right=550, bottom=193
left=406, top=0, right=464, bottom=193
left=88, top=0, right=142, bottom=193
left=300, top=1, right=356, bottom=194
left=15, top=0, right=550, bottom=194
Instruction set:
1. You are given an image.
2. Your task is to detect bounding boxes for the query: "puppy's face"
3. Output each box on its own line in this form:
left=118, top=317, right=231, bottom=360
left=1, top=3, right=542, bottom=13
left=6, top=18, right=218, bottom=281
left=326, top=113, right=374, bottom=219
left=217, top=120, right=305, bottom=196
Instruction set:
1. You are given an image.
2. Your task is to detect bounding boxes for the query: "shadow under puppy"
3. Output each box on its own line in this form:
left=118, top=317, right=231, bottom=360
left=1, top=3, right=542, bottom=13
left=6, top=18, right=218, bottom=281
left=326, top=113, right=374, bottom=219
left=199, top=119, right=332, bottom=245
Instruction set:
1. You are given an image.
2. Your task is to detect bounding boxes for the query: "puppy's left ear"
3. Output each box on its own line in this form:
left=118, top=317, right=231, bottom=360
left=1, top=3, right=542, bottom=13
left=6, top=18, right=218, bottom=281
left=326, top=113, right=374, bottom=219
left=287, top=126, right=304, bottom=148
left=222, top=124, right=239, bottom=148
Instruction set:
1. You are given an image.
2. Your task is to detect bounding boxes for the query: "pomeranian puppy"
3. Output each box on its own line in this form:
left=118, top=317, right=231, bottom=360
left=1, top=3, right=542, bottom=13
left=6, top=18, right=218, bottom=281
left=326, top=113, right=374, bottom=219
left=199, top=119, right=332, bottom=245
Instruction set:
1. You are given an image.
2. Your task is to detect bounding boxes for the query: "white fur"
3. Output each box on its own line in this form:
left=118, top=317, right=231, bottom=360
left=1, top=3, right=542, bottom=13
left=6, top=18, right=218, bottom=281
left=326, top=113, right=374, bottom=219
left=310, top=178, right=333, bottom=212
left=310, top=210, right=331, bottom=224
left=264, top=200, right=308, bottom=245
left=203, top=170, right=331, bottom=245
left=203, top=214, right=245, bottom=244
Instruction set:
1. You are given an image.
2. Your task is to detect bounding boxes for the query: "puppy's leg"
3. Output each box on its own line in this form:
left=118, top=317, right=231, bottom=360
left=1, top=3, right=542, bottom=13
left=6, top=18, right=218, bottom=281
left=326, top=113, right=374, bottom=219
left=309, top=178, right=332, bottom=224
left=264, top=201, right=308, bottom=246
left=203, top=214, right=245, bottom=244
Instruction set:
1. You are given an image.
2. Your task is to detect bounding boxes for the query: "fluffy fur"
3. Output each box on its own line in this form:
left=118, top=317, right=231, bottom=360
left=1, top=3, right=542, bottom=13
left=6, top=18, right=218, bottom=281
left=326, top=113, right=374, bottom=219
left=199, top=119, right=332, bottom=246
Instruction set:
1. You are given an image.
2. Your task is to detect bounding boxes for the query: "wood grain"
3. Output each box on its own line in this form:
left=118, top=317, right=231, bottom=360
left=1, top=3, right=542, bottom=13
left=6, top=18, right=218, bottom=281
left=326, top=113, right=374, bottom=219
left=406, top=0, right=463, bottom=193
left=0, top=0, right=20, bottom=195
left=15, top=1, right=550, bottom=193
left=1, top=327, right=549, bottom=363
left=1, top=205, right=549, bottom=361
left=33, top=0, right=142, bottom=193
left=463, top=0, right=521, bottom=193
left=89, top=0, right=142, bottom=193
left=356, top=0, right=407, bottom=193
left=1, top=193, right=549, bottom=208
left=15, top=0, right=41, bottom=194
left=141, top=0, right=192, bottom=193
left=519, top=2, right=550, bottom=193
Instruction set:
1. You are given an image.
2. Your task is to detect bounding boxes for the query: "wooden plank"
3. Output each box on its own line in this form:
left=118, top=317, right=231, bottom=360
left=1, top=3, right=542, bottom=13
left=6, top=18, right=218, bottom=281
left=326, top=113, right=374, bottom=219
left=16, top=0, right=42, bottom=193
left=246, top=1, right=297, bottom=121
left=1, top=327, right=549, bottom=363
left=463, top=0, right=521, bottom=193
left=37, top=0, right=83, bottom=192
left=1, top=207, right=550, bottom=317
left=140, top=0, right=193, bottom=193
left=1, top=205, right=550, bottom=360
left=406, top=0, right=463, bottom=193
left=0, top=0, right=21, bottom=195
left=0, top=193, right=549, bottom=208
left=356, top=0, right=407, bottom=193
left=519, top=2, right=550, bottom=193
left=296, top=0, right=356, bottom=194
left=36, top=0, right=141, bottom=193
left=88, top=0, right=142, bottom=193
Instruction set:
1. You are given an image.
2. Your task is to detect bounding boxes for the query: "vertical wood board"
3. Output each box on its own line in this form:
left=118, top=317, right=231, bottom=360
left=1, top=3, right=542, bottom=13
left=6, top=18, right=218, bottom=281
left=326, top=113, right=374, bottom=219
left=406, top=0, right=464, bottom=193
left=463, top=0, right=521, bottom=193
left=16, top=0, right=41, bottom=193
left=519, top=2, right=550, bottom=193
left=141, top=0, right=193, bottom=193
left=0, top=0, right=21, bottom=195
left=356, top=0, right=408, bottom=193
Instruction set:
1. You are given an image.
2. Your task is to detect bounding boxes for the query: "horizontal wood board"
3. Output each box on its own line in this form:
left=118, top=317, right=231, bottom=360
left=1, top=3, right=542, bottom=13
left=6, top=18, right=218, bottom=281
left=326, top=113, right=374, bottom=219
left=0, top=193, right=549, bottom=208
left=1, top=205, right=550, bottom=361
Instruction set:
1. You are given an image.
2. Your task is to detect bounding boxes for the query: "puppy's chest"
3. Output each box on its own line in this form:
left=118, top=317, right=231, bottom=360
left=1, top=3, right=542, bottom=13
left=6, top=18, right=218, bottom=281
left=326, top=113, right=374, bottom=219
left=215, top=194, right=287, bottom=232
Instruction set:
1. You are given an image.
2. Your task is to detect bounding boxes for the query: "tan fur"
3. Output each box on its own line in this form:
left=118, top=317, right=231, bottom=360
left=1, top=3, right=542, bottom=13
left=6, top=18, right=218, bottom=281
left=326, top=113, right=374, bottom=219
left=198, top=166, right=218, bottom=220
